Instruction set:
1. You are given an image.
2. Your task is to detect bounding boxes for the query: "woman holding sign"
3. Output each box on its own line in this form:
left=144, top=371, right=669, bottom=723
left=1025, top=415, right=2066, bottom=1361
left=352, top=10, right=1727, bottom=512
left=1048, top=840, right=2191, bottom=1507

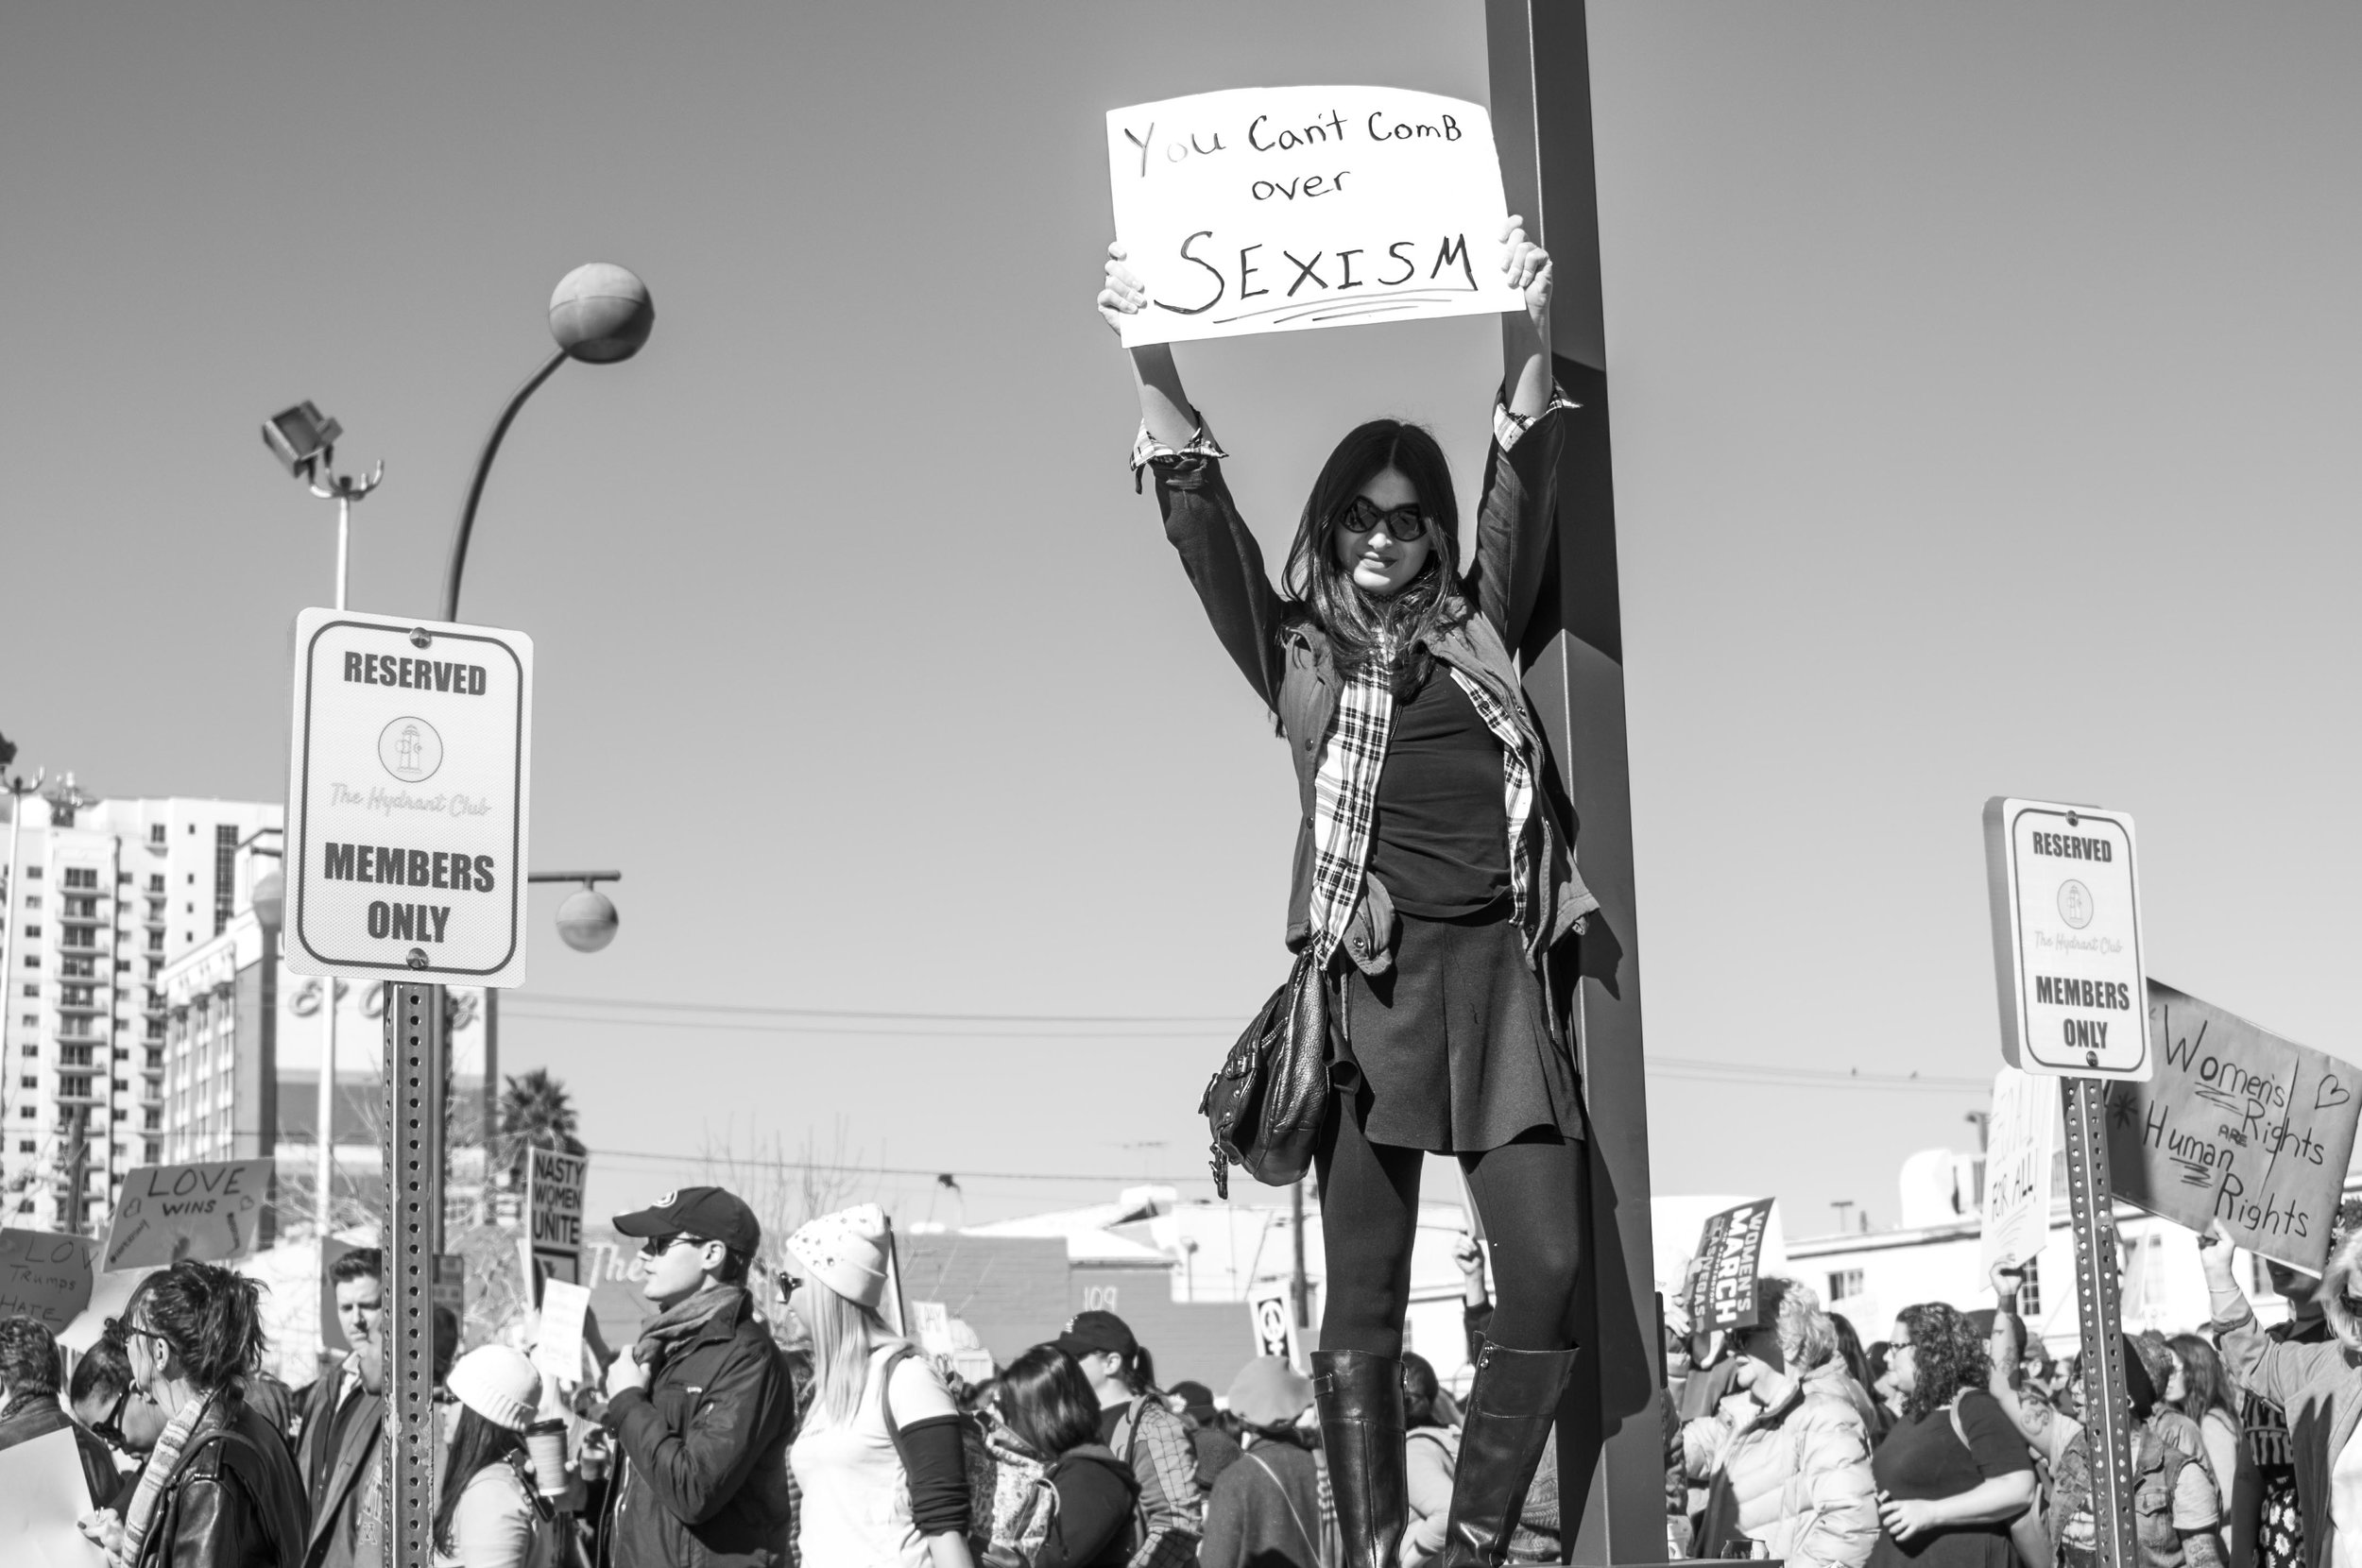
left=1101, top=219, right=1590, bottom=1568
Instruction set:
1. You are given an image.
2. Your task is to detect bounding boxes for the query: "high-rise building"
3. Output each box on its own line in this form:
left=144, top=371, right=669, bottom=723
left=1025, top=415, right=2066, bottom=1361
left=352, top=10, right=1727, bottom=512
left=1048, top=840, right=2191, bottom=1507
left=158, top=910, right=488, bottom=1236
left=0, top=786, right=281, bottom=1231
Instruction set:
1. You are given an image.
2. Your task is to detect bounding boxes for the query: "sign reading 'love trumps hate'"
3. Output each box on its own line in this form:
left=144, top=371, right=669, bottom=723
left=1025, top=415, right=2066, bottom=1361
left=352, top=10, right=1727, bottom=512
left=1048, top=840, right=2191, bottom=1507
left=2104, top=981, right=2362, bottom=1273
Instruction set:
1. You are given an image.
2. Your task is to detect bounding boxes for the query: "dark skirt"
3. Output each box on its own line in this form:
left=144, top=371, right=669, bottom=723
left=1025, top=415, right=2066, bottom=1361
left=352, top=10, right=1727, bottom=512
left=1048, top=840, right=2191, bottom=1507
left=1331, top=901, right=1583, bottom=1153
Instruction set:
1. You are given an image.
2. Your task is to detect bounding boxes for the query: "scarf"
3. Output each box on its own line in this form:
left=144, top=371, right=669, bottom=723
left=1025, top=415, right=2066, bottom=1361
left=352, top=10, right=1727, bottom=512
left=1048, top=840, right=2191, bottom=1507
left=1307, top=654, right=1537, bottom=963
left=635, top=1285, right=746, bottom=1376
left=113, top=1389, right=214, bottom=1568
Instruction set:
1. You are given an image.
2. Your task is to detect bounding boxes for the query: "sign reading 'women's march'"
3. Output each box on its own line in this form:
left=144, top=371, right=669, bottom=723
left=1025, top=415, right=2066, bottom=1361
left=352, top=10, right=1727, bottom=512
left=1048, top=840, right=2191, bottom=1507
left=2104, top=981, right=2362, bottom=1273
left=1686, top=1198, right=1775, bottom=1332
left=1104, top=86, right=1527, bottom=347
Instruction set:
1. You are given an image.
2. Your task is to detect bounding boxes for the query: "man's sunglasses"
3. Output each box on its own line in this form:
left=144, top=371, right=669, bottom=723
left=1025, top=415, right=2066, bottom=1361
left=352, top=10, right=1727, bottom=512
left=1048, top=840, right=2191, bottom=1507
left=1336, top=496, right=1432, bottom=542
left=638, top=1234, right=712, bottom=1261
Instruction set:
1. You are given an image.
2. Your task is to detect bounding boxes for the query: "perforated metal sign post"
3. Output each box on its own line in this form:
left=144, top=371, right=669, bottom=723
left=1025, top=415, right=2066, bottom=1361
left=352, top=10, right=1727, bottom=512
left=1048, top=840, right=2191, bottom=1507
left=382, top=983, right=446, bottom=1566
left=1986, top=796, right=2151, bottom=1568
left=2062, top=1075, right=2140, bottom=1568
left=284, top=606, right=534, bottom=987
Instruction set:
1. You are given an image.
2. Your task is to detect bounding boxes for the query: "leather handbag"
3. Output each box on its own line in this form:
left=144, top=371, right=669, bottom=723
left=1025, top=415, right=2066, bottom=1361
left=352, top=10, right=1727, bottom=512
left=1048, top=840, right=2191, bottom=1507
left=1201, top=946, right=1334, bottom=1198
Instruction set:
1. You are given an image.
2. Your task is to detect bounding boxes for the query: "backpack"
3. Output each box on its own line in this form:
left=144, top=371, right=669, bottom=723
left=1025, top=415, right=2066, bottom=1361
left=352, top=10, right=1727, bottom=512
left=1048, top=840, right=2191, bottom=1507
left=879, top=1345, right=1000, bottom=1557
left=984, top=1420, right=1060, bottom=1560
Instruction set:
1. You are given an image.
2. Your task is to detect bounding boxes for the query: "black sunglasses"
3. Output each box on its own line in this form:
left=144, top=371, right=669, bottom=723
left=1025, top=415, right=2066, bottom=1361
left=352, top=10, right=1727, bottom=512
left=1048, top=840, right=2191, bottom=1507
left=639, top=1234, right=711, bottom=1261
left=92, top=1382, right=134, bottom=1451
left=773, top=1270, right=804, bottom=1302
left=1336, top=496, right=1432, bottom=542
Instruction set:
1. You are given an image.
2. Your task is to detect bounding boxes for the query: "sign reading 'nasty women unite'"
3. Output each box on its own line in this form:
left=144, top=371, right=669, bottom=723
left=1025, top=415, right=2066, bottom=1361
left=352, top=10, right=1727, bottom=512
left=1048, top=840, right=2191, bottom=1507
left=1104, top=86, right=1527, bottom=347
left=2105, top=981, right=2362, bottom=1273
left=286, top=607, right=534, bottom=987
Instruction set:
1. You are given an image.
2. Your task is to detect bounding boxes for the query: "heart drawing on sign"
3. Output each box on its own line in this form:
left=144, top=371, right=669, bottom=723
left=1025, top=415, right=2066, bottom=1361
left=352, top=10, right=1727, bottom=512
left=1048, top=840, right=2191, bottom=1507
left=2317, top=1074, right=2353, bottom=1112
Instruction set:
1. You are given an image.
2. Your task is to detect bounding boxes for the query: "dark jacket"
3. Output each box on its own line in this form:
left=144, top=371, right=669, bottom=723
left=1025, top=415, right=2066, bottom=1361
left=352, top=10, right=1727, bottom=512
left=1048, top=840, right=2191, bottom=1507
left=1145, top=399, right=1596, bottom=980
left=599, top=1292, right=796, bottom=1568
left=0, top=1392, right=120, bottom=1508
left=1037, top=1446, right=1144, bottom=1568
left=1201, top=1436, right=1326, bottom=1568
left=133, top=1395, right=311, bottom=1568
left=295, top=1365, right=382, bottom=1568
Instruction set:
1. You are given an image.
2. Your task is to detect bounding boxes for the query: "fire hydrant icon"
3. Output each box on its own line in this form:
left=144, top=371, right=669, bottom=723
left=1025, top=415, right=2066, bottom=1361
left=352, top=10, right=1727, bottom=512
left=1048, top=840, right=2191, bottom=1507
left=377, top=715, right=444, bottom=782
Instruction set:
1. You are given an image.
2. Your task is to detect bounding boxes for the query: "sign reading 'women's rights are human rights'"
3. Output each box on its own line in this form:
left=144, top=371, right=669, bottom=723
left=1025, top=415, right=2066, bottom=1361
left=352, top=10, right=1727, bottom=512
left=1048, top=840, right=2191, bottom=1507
left=1105, top=86, right=1527, bottom=347
left=285, top=607, right=534, bottom=986
left=1983, top=797, right=2150, bottom=1080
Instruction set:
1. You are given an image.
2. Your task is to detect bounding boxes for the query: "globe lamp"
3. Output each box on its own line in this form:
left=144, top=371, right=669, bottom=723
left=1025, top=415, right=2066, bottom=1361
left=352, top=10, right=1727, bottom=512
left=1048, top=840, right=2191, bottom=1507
left=556, top=888, right=620, bottom=952
left=549, top=264, right=655, bottom=365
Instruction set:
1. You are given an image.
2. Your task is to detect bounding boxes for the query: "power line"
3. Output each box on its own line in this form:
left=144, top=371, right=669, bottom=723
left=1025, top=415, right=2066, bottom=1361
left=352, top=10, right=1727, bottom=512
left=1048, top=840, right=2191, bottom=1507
left=512, top=992, right=1241, bottom=1026
left=591, top=1143, right=1211, bottom=1186
left=1652, top=1058, right=1986, bottom=1092
left=500, top=1010, right=1223, bottom=1042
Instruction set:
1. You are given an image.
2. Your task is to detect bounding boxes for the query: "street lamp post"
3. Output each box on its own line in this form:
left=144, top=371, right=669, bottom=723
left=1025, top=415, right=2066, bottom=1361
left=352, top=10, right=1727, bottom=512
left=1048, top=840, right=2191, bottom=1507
left=261, top=404, right=381, bottom=1259
left=378, top=265, right=648, bottom=1567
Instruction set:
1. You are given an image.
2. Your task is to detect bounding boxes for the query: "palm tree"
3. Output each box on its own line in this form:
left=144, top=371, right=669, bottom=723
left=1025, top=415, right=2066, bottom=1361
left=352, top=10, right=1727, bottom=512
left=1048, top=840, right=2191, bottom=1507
left=497, top=1068, right=586, bottom=1179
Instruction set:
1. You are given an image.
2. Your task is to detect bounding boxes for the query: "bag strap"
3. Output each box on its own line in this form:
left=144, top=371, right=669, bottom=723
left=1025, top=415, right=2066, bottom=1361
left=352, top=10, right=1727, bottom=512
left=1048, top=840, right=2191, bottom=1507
left=1246, top=1452, right=1321, bottom=1559
left=878, top=1344, right=916, bottom=1458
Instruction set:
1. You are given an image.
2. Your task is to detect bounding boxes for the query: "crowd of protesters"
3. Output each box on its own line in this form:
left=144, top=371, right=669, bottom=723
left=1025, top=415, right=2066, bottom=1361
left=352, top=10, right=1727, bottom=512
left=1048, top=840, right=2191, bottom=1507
left=11, top=1181, right=2362, bottom=1568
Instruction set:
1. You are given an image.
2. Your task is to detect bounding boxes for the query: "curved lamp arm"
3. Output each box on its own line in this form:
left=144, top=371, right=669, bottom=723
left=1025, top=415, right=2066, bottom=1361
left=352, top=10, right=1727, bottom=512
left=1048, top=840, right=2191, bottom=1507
left=442, top=348, right=568, bottom=623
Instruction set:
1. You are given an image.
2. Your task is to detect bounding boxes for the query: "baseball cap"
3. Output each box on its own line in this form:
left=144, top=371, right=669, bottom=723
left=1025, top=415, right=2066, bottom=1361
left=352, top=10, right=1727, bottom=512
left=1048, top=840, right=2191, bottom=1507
left=1170, top=1380, right=1217, bottom=1421
left=611, top=1185, right=761, bottom=1255
left=1052, top=1309, right=1138, bottom=1363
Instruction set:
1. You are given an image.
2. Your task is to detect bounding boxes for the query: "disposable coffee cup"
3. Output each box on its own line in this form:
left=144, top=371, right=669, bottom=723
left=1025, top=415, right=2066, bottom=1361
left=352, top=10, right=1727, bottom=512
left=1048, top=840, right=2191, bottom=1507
left=524, top=1421, right=569, bottom=1494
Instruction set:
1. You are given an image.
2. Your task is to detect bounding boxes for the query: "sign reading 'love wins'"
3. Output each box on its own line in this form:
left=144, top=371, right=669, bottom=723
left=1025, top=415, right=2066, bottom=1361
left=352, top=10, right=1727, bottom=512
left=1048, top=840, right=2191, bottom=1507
left=2104, top=980, right=2362, bottom=1273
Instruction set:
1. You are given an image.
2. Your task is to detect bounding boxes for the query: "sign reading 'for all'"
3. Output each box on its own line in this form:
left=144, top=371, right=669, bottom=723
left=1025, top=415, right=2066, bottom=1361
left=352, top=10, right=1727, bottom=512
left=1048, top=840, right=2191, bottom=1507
left=286, top=608, right=534, bottom=987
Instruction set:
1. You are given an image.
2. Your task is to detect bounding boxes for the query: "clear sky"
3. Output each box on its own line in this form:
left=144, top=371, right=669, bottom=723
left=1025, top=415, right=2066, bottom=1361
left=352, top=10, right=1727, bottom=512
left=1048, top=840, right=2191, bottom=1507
left=4, top=4, right=2357, bottom=1254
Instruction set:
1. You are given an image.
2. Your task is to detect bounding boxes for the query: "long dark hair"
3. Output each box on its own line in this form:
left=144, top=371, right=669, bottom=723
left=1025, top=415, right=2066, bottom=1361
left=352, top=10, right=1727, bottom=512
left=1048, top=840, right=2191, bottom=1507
left=436, top=1406, right=527, bottom=1552
left=1893, top=1302, right=1990, bottom=1423
left=1281, top=419, right=1467, bottom=695
left=996, top=1346, right=1102, bottom=1460
left=132, top=1261, right=267, bottom=1397
left=1401, top=1352, right=1443, bottom=1430
left=2170, top=1333, right=2236, bottom=1427
left=1829, top=1312, right=1874, bottom=1399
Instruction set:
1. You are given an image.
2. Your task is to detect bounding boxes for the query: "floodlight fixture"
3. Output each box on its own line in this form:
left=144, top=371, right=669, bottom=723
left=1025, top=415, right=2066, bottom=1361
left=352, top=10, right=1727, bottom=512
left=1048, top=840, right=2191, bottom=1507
left=262, top=401, right=345, bottom=481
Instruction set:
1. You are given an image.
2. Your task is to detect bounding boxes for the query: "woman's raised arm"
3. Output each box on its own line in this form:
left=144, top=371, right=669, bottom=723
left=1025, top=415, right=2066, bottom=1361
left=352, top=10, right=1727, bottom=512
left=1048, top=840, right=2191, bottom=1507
left=1101, top=243, right=1198, bottom=446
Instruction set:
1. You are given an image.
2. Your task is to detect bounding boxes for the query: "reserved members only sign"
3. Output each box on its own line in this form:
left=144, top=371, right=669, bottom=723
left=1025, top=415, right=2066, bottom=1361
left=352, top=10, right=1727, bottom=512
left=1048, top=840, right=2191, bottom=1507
left=1104, top=86, right=1526, bottom=347
left=286, top=608, right=534, bottom=986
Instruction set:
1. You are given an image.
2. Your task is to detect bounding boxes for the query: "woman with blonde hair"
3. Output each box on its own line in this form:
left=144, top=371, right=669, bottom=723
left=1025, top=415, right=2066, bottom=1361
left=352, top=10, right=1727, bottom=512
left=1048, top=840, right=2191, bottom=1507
left=1680, top=1277, right=1878, bottom=1568
left=787, top=1203, right=975, bottom=1568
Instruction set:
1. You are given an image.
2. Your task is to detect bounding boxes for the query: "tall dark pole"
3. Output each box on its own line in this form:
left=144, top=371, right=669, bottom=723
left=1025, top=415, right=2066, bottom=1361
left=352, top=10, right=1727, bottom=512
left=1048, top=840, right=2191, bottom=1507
left=1487, top=5, right=1667, bottom=1562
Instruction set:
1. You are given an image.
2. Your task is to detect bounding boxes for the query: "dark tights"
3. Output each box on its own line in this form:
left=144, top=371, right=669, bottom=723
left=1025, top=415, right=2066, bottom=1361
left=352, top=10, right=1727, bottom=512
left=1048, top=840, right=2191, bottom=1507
left=1314, top=1097, right=1585, bottom=1358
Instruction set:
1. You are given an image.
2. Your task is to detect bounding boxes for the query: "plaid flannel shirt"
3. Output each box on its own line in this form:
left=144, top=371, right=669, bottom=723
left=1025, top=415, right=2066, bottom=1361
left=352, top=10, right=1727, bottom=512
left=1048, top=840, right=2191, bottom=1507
left=1111, top=1394, right=1206, bottom=1567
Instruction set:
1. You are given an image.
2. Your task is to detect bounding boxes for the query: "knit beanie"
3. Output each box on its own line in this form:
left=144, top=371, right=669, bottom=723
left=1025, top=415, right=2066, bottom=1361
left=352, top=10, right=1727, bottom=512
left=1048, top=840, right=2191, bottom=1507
left=787, top=1202, right=891, bottom=1309
left=447, top=1345, right=544, bottom=1432
left=1226, top=1355, right=1314, bottom=1428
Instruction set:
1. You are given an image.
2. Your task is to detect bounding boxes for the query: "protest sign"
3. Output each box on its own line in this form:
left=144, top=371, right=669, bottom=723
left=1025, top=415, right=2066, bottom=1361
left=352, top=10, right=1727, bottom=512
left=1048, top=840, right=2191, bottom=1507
left=1688, top=1199, right=1775, bottom=1332
left=0, top=1426, right=107, bottom=1566
left=1980, top=1069, right=2061, bottom=1272
left=523, top=1146, right=588, bottom=1285
left=1248, top=1282, right=1301, bottom=1368
left=0, top=1229, right=96, bottom=1335
left=101, top=1159, right=272, bottom=1271
left=2104, top=980, right=2362, bottom=1273
left=910, top=1300, right=954, bottom=1356
left=1104, top=86, right=1526, bottom=347
left=60, top=1266, right=157, bottom=1354
left=533, top=1277, right=592, bottom=1383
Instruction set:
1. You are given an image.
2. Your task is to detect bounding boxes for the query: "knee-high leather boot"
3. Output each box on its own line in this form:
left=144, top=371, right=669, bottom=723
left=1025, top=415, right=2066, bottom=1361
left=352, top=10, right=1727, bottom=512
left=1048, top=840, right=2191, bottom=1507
left=1438, top=1339, right=1577, bottom=1568
left=1312, top=1349, right=1409, bottom=1568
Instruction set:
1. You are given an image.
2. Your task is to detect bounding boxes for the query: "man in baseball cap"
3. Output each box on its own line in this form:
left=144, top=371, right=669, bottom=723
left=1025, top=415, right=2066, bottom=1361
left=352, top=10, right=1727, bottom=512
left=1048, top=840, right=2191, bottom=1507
left=1053, top=1309, right=1206, bottom=1564
left=597, top=1185, right=795, bottom=1567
